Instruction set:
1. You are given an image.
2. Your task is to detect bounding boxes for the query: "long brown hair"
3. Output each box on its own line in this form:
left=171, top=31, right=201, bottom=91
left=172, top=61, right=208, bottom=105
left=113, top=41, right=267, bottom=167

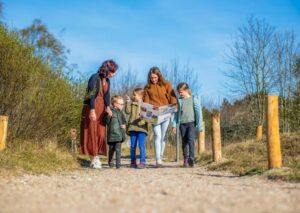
left=145, top=67, right=167, bottom=89
left=177, top=82, right=192, bottom=95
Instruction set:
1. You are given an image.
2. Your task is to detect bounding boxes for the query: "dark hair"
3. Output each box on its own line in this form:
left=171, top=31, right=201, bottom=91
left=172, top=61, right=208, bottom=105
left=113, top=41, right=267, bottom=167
left=98, top=59, right=119, bottom=77
left=177, top=82, right=192, bottom=95
left=145, top=67, right=167, bottom=88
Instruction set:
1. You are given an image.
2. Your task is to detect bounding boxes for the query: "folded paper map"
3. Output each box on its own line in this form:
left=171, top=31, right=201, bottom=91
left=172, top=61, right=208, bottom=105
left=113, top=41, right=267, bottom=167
left=140, top=102, right=177, bottom=124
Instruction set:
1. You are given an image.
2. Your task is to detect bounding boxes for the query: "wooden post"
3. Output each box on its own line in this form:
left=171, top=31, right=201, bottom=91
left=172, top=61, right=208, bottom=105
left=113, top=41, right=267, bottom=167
left=266, top=96, right=282, bottom=169
left=198, top=121, right=205, bottom=154
left=212, top=112, right=222, bottom=162
left=0, top=116, right=9, bottom=151
left=176, top=125, right=180, bottom=162
left=256, top=125, right=263, bottom=141
left=70, top=128, right=77, bottom=153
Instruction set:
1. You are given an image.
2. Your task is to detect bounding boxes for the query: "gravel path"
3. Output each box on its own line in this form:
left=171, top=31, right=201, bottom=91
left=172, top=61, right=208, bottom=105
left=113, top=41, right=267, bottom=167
left=0, top=159, right=299, bottom=213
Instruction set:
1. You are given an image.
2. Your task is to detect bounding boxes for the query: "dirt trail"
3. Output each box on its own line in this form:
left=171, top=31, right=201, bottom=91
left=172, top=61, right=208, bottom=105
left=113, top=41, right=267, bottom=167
left=0, top=159, right=299, bottom=213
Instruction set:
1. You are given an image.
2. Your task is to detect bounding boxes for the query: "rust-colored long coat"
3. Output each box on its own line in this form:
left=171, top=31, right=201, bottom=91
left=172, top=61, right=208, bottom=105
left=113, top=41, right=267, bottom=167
left=80, top=79, right=108, bottom=156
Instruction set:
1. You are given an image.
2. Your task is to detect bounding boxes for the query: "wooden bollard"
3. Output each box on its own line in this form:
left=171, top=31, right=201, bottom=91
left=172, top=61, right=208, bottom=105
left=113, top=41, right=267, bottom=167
left=198, top=121, right=205, bottom=154
left=212, top=112, right=222, bottom=162
left=70, top=128, right=78, bottom=153
left=256, top=125, right=263, bottom=141
left=0, top=116, right=9, bottom=151
left=266, top=96, right=282, bottom=169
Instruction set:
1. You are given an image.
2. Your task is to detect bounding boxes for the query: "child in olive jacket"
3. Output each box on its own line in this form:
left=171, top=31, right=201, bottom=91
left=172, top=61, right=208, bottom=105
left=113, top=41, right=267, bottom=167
left=103, top=95, right=127, bottom=169
left=125, top=88, right=149, bottom=169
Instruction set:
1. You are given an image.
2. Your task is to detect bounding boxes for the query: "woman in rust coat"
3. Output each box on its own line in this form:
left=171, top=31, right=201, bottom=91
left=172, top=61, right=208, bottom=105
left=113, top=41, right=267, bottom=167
left=80, top=60, right=119, bottom=169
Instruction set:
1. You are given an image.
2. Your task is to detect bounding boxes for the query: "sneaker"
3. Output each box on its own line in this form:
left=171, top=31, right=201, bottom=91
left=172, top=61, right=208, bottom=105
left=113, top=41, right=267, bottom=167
left=130, top=162, right=137, bottom=168
left=89, top=162, right=95, bottom=168
left=90, top=161, right=102, bottom=169
left=137, top=162, right=146, bottom=169
left=95, top=156, right=102, bottom=165
left=183, top=159, right=189, bottom=167
left=116, top=164, right=121, bottom=169
left=188, top=158, right=194, bottom=167
left=155, top=162, right=163, bottom=168
left=108, top=162, right=114, bottom=168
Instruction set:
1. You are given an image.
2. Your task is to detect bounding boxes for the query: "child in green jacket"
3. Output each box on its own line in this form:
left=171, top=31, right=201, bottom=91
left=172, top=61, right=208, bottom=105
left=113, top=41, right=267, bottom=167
left=103, top=95, right=127, bottom=169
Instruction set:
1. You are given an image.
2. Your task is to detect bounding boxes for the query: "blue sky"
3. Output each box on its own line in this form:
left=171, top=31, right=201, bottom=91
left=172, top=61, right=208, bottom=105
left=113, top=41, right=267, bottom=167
left=3, top=0, right=300, bottom=103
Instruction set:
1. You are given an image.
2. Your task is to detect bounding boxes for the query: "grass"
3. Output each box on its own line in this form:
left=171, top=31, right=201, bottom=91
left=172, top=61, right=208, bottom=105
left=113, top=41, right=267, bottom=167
left=196, top=133, right=300, bottom=182
left=2, top=133, right=299, bottom=182
left=0, top=139, right=81, bottom=176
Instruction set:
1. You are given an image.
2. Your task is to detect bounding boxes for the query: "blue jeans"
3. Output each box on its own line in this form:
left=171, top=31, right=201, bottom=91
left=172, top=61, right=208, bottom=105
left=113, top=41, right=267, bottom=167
left=130, top=131, right=146, bottom=163
left=152, top=119, right=170, bottom=163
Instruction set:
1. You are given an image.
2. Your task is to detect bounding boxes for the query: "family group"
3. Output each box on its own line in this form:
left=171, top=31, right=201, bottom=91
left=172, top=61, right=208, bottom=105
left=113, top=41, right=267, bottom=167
left=80, top=60, right=203, bottom=169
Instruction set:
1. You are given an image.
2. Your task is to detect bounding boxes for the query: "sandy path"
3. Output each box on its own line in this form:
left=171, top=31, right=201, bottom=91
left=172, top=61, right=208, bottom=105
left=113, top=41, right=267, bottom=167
left=0, top=159, right=299, bottom=213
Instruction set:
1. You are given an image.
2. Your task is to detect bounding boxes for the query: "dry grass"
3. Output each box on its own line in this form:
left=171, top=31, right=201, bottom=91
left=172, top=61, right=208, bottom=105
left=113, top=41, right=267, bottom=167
left=0, top=137, right=179, bottom=177
left=196, top=133, right=300, bottom=182
left=0, top=140, right=80, bottom=176
left=2, top=133, right=298, bottom=182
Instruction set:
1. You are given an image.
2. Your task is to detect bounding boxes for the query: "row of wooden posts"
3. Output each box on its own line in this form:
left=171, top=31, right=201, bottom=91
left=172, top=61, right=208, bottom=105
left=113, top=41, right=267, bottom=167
left=0, top=96, right=282, bottom=169
left=196, top=95, right=282, bottom=169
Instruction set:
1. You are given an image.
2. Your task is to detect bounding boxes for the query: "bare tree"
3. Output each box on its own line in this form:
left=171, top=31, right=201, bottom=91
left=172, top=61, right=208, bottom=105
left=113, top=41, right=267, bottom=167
left=110, top=66, right=141, bottom=96
left=273, top=31, right=300, bottom=132
left=161, top=59, right=201, bottom=96
left=296, top=58, right=300, bottom=75
left=224, top=17, right=276, bottom=125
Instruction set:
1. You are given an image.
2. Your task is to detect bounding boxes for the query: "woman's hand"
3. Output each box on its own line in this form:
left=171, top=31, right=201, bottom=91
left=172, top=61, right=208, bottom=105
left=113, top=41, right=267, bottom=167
left=120, top=124, right=126, bottom=129
left=89, top=109, right=97, bottom=121
left=172, top=127, right=177, bottom=134
left=106, top=107, right=113, bottom=117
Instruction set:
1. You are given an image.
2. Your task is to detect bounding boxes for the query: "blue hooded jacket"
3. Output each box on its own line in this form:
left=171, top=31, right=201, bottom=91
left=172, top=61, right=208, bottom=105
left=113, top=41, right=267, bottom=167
left=172, top=96, right=203, bottom=132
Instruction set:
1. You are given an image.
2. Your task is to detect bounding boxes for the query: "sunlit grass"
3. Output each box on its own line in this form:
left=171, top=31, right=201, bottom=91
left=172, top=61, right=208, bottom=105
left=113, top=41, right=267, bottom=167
left=0, top=139, right=80, bottom=176
left=196, top=133, right=300, bottom=182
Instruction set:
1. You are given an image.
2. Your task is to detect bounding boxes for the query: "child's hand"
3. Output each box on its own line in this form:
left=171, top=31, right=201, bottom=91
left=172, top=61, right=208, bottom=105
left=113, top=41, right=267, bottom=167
left=172, top=127, right=176, bottom=134
left=120, top=124, right=126, bottom=129
left=125, top=95, right=131, bottom=102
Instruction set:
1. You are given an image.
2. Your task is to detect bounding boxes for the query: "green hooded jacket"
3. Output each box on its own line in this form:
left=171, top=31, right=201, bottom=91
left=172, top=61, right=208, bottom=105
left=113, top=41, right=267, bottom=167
left=103, top=108, right=127, bottom=143
left=125, top=101, right=149, bottom=135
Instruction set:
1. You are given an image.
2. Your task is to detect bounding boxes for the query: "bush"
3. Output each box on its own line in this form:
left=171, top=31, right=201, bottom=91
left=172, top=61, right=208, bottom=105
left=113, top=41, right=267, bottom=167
left=0, top=23, right=83, bottom=142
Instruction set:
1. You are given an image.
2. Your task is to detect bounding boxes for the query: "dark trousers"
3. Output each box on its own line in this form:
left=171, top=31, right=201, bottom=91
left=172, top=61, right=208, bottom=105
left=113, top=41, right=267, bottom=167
left=108, top=142, right=122, bottom=167
left=179, top=122, right=195, bottom=160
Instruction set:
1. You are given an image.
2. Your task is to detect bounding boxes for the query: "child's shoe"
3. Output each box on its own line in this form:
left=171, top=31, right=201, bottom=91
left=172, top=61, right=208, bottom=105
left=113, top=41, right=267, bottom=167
left=188, top=158, right=194, bottom=167
left=130, top=161, right=137, bottom=168
left=183, top=159, right=189, bottom=167
left=108, top=162, right=114, bottom=168
left=137, top=162, right=146, bottom=169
